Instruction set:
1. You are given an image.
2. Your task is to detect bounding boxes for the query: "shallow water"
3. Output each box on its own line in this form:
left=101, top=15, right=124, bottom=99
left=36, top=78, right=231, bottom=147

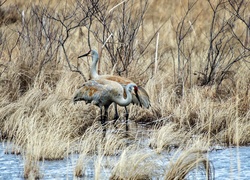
left=0, top=142, right=250, bottom=180
left=209, top=146, right=250, bottom=179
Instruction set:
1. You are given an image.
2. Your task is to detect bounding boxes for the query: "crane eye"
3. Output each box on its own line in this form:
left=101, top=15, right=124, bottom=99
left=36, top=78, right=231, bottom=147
left=134, top=86, right=138, bottom=92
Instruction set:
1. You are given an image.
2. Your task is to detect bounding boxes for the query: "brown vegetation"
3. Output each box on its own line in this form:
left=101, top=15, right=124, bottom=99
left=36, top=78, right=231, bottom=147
left=0, top=0, right=249, bottom=179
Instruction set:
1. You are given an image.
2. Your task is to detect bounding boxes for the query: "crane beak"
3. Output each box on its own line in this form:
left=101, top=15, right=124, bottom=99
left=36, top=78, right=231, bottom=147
left=134, top=86, right=142, bottom=107
left=78, top=50, right=91, bottom=58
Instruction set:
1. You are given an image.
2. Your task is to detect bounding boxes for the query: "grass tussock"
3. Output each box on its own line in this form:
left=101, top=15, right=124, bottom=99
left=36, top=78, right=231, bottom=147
left=149, top=123, right=189, bottom=153
left=2, top=90, right=74, bottom=160
left=164, top=139, right=213, bottom=180
left=110, top=145, right=159, bottom=180
left=74, top=124, right=128, bottom=177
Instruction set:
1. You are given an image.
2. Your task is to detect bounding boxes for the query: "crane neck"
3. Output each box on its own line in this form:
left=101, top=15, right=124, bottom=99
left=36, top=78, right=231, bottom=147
left=90, top=55, right=99, bottom=79
left=114, top=86, right=133, bottom=106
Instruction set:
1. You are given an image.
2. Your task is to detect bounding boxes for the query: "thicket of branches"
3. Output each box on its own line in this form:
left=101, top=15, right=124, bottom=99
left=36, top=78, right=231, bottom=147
left=0, top=0, right=249, bottom=97
left=0, top=0, right=152, bottom=83
left=174, top=0, right=250, bottom=94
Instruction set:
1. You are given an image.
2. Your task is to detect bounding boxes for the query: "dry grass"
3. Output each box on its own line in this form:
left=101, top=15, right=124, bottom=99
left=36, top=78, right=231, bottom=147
left=110, top=145, right=159, bottom=180
left=164, top=138, right=213, bottom=179
left=0, top=0, right=249, bottom=179
left=149, top=123, right=189, bottom=153
left=23, top=155, right=41, bottom=179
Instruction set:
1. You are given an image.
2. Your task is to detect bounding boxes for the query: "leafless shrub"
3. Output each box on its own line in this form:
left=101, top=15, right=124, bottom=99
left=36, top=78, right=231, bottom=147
left=173, top=0, right=250, bottom=96
left=45, top=1, right=92, bottom=81
left=0, top=1, right=94, bottom=102
left=83, top=0, right=149, bottom=77
left=170, top=0, right=200, bottom=96
left=199, top=0, right=250, bottom=87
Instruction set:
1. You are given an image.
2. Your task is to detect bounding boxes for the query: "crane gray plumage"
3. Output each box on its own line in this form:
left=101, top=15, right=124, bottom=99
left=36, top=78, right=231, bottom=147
left=73, top=79, right=138, bottom=134
left=78, top=50, right=151, bottom=128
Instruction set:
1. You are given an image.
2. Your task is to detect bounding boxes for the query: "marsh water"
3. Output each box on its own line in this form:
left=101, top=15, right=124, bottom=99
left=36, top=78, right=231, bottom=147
left=0, top=142, right=250, bottom=180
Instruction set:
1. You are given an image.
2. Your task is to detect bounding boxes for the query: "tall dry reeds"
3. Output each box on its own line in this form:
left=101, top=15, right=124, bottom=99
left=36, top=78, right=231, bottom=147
left=164, top=138, right=213, bottom=179
left=110, top=145, right=159, bottom=180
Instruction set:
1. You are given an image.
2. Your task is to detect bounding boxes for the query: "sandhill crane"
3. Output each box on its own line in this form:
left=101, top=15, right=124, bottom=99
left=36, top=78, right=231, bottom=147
left=73, top=79, right=139, bottom=135
left=78, top=50, right=151, bottom=128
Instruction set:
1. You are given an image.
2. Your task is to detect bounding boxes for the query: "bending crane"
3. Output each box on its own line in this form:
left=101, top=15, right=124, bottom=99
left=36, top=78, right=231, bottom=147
left=73, top=79, right=139, bottom=134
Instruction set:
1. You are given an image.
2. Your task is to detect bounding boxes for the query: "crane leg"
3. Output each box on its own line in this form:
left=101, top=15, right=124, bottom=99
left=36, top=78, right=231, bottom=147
left=113, top=103, right=119, bottom=127
left=100, top=107, right=106, bottom=137
left=124, top=106, right=129, bottom=132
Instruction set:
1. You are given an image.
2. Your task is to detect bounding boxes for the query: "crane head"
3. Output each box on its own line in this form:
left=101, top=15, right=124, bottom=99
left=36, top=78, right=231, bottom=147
left=134, top=86, right=138, bottom=93
left=73, top=90, right=84, bottom=104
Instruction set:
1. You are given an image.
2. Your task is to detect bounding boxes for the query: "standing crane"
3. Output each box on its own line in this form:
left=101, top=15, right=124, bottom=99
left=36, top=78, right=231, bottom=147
left=73, top=79, right=139, bottom=135
left=78, top=49, right=151, bottom=130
